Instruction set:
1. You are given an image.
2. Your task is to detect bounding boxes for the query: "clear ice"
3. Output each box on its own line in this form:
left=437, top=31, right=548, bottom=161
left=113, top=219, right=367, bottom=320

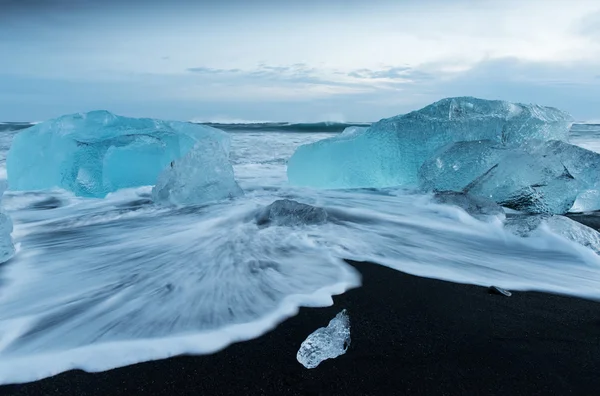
left=297, top=309, right=351, bottom=369
left=287, top=97, right=573, bottom=188
left=6, top=111, right=230, bottom=198
left=152, top=139, right=243, bottom=206
left=528, top=140, right=600, bottom=212
left=420, top=140, right=581, bottom=214
left=505, top=215, right=600, bottom=255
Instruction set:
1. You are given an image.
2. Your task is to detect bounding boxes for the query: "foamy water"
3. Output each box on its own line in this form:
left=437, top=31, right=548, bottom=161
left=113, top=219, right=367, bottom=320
left=0, top=125, right=599, bottom=384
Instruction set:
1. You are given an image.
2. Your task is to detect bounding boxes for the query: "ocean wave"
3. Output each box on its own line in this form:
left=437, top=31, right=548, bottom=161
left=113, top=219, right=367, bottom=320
left=0, top=123, right=33, bottom=133
left=198, top=121, right=371, bottom=133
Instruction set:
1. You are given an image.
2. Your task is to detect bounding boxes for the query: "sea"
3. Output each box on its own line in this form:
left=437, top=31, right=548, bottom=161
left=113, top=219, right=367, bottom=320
left=0, top=120, right=599, bottom=384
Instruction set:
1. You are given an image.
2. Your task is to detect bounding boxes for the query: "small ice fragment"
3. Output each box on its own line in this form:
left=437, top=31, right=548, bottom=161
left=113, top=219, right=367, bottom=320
left=488, top=286, right=512, bottom=297
left=255, top=199, right=328, bottom=227
left=297, top=309, right=351, bottom=369
left=0, top=185, right=15, bottom=263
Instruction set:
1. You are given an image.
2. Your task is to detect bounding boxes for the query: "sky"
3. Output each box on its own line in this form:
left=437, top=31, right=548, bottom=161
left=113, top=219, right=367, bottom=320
left=1, top=0, right=600, bottom=122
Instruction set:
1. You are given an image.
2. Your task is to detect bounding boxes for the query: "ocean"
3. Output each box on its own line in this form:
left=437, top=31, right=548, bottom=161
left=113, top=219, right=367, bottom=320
left=0, top=121, right=599, bottom=384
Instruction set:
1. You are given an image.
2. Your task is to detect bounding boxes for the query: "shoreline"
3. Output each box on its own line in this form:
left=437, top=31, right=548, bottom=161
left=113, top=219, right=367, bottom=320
left=2, top=259, right=600, bottom=395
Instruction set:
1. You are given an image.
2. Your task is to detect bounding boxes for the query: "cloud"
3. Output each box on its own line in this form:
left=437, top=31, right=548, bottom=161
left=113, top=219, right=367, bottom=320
left=187, top=67, right=242, bottom=74
left=577, top=11, right=600, bottom=39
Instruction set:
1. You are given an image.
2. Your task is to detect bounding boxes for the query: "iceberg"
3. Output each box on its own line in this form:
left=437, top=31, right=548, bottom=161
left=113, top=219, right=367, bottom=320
left=255, top=199, right=328, bottom=227
left=6, top=111, right=230, bottom=198
left=420, top=141, right=581, bottom=214
left=287, top=97, right=573, bottom=188
left=152, top=140, right=243, bottom=206
left=297, top=309, right=351, bottom=369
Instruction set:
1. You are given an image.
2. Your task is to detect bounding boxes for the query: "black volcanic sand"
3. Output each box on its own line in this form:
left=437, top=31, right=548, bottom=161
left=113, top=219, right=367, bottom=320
left=567, top=211, right=600, bottom=231
left=2, top=260, right=600, bottom=396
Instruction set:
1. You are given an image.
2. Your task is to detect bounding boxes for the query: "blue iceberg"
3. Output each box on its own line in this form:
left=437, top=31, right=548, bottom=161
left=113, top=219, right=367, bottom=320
left=6, top=111, right=230, bottom=198
left=287, top=97, right=573, bottom=189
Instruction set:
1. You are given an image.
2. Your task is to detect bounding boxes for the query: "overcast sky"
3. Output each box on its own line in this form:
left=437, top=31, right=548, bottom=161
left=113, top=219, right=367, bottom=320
left=1, top=0, right=599, bottom=122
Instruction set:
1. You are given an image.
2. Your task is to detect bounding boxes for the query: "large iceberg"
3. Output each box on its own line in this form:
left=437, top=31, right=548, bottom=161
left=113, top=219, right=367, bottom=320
left=152, top=139, right=243, bottom=206
left=6, top=111, right=230, bottom=198
left=420, top=141, right=581, bottom=214
left=287, top=97, right=573, bottom=188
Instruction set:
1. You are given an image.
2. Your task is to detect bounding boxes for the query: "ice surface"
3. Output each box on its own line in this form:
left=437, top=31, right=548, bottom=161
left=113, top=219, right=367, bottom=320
left=505, top=215, right=600, bottom=255
left=527, top=140, right=600, bottom=212
left=420, top=141, right=581, bottom=214
left=255, top=199, right=328, bottom=226
left=6, top=111, right=229, bottom=198
left=419, top=140, right=506, bottom=192
left=297, top=309, right=351, bottom=369
left=152, top=139, right=243, bottom=206
left=431, top=191, right=505, bottom=220
left=287, top=97, right=573, bottom=188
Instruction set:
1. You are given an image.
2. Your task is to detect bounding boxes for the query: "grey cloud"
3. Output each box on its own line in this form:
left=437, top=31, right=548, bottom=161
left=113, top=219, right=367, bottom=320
left=576, top=10, right=600, bottom=39
left=186, top=63, right=339, bottom=86
left=347, top=66, right=434, bottom=82
left=187, top=67, right=242, bottom=74
left=3, top=56, right=600, bottom=123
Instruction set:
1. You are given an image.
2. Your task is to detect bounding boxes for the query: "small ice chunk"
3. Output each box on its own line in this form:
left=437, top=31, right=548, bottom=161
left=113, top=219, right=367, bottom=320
left=297, top=309, right=351, bottom=369
left=287, top=97, right=573, bottom=189
left=0, top=186, right=14, bottom=263
left=152, top=139, right=243, bottom=206
left=488, top=286, right=512, bottom=297
left=505, top=214, right=600, bottom=255
left=255, top=199, right=328, bottom=226
left=0, top=211, right=14, bottom=263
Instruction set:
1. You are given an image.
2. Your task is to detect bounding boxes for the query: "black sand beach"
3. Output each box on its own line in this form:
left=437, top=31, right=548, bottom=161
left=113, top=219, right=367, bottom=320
left=2, top=259, right=600, bottom=396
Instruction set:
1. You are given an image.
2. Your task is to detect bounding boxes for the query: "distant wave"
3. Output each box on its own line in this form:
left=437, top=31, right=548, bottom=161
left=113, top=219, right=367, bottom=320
left=0, top=123, right=34, bottom=133
left=198, top=121, right=372, bottom=133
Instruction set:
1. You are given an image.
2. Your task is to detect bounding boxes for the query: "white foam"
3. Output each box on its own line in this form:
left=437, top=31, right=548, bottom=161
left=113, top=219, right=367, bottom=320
left=0, top=277, right=358, bottom=385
